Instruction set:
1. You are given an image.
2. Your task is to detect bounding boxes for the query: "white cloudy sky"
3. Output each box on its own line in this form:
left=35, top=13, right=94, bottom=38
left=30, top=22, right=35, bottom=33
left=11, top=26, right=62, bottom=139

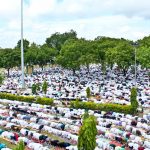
left=0, top=0, right=150, bottom=48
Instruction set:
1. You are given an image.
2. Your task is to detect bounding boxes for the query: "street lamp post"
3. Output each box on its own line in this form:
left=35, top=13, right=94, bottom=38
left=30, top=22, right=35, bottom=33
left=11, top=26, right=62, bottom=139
left=21, top=0, right=25, bottom=88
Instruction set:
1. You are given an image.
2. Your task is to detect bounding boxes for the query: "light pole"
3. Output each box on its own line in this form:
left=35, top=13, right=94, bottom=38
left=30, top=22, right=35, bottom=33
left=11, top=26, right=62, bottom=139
left=21, top=0, right=25, bottom=88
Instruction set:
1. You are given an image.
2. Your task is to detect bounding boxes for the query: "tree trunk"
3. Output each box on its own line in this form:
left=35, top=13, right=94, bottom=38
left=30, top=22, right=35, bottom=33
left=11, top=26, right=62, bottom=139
left=32, top=65, right=34, bottom=73
left=7, top=68, right=10, bottom=77
left=73, top=69, right=76, bottom=75
left=110, top=64, right=113, bottom=70
left=123, top=68, right=127, bottom=76
left=86, top=64, right=90, bottom=73
left=26, top=65, right=29, bottom=74
left=42, top=65, right=44, bottom=71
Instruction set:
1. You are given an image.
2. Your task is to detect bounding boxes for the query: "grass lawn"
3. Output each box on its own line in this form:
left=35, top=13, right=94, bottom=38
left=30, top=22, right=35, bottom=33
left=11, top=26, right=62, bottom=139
left=0, top=137, right=16, bottom=149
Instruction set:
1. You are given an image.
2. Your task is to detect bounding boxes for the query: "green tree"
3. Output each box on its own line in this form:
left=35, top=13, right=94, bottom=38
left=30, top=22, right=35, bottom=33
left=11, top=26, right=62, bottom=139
left=25, top=43, right=39, bottom=65
left=46, top=30, right=77, bottom=52
left=115, top=41, right=134, bottom=75
left=136, top=36, right=150, bottom=69
left=78, top=115, right=97, bottom=150
left=130, top=87, right=138, bottom=114
left=93, top=37, right=122, bottom=81
left=56, top=39, right=81, bottom=74
left=25, top=43, right=39, bottom=73
left=15, top=39, right=30, bottom=52
left=36, top=83, right=41, bottom=92
left=94, top=37, right=119, bottom=66
left=106, top=47, right=117, bottom=70
left=82, top=109, right=89, bottom=120
left=137, top=35, right=150, bottom=47
left=41, top=44, right=57, bottom=64
left=32, top=84, right=37, bottom=95
left=0, top=49, right=20, bottom=77
left=42, top=80, right=48, bottom=94
left=13, top=140, right=25, bottom=150
left=137, top=47, right=150, bottom=69
left=36, top=45, right=57, bottom=70
left=86, top=87, right=91, bottom=99
left=0, top=73, right=4, bottom=85
left=79, top=40, right=95, bottom=73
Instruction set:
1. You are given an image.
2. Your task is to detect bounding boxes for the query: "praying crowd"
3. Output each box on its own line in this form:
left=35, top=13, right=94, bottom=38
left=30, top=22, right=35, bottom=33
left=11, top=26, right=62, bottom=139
left=0, top=99, right=150, bottom=150
left=0, top=65, right=149, bottom=150
left=0, top=66, right=150, bottom=107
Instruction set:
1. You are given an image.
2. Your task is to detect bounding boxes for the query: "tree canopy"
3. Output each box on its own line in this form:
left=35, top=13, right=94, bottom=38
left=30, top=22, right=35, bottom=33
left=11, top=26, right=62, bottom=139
left=15, top=39, right=30, bottom=52
left=0, top=30, right=149, bottom=75
left=46, top=29, right=77, bottom=52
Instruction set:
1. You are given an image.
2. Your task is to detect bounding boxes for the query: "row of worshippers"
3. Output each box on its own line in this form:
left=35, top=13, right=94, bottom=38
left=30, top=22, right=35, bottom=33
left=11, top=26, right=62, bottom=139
left=0, top=66, right=149, bottom=108
left=0, top=99, right=150, bottom=150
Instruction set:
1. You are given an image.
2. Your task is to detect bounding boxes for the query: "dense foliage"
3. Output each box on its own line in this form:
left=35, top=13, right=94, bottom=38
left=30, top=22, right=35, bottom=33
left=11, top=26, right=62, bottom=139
left=70, top=100, right=134, bottom=114
left=32, top=84, right=37, bottom=94
left=13, top=140, right=25, bottom=150
left=82, top=109, right=89, bottom=120
left=78, top=115, right=97, bottom=150
left=130, top=87, right=138, bottom=113
left=71, top=88, right=139, bottom=114
left=0, top=30, right=149, bottom=77
left=36, top=97, right=53, bottom=105
left=0, top=93, right=54, bottom=105
left=86, top=87, right=91, bottom=99
left=42, top=80, right=48, bottom=94
left=0, top=92, right=35, bottom=102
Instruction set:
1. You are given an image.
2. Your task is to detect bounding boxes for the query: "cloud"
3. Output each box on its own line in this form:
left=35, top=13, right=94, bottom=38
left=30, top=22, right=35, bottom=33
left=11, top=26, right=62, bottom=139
left=1, top=0, right=150, bottom=20
left=0, top=0, right=150, bottom=48
left=0, top=0, right=20, bottom=20
left=25, top=0, right=150, bottom=19
left=26, top=0, right=56, bottom=17
left=22, top=0, right=150, bottom=20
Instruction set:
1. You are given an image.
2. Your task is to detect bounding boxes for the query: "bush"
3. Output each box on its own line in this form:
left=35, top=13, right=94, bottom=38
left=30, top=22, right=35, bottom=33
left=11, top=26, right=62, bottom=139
left=36, top=97, right=54, bottom=105
left=130, top=87, right=138, bottom=114
left=82, top=109, right=89, bottom=120
left=0, top=93, right=54, bottom=105
left=42, top=80, right=48, bottom=94
left=32, top=84, right=37, bottom=94
left=13, top=140, right=25, bottom=150
left=17, top=96, right=35, bottom=102
left=36, top=83, right=41, bottom=91
left=86, top=87, right=91, bottom=99
left=70, top=100, right=134, bottom=114
left=0, top=93, right=35, bottom=102
left=71, top=88, right=139, bottom=115
left=78, top=115, right=97, bottom=150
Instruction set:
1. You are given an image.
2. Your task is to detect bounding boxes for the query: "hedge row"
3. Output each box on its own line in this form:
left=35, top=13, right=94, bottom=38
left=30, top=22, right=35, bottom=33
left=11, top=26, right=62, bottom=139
left=0, top=93, right=35, bottom=102
left=70, top=100, right=134, bottom=114
left=36, top=97, right=54, bottom=105
left=0, top=92, right=54, bottom=105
